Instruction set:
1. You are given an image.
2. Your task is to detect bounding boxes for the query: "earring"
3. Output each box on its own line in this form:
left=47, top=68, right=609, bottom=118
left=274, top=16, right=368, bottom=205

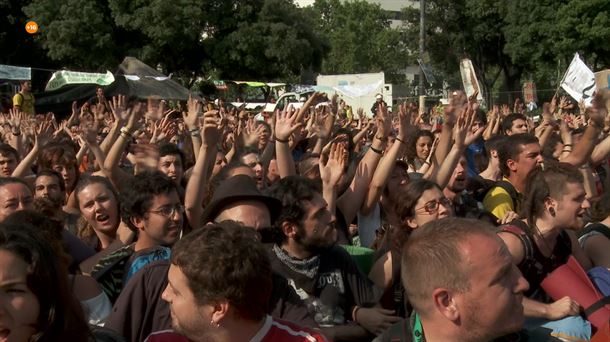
left=549, top=207, right=556, bottom=216
left=210, top=319, right=220, bottom=328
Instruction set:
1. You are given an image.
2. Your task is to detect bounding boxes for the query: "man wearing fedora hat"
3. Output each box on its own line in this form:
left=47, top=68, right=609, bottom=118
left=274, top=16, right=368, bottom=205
left=200, top=174, right=281, bottom=229
left=106, top=175, right=317, bottom=341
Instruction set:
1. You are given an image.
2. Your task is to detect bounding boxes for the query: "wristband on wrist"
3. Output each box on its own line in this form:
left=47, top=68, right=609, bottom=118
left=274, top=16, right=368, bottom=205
left=370, top=146, right=383, bottom=155
left=395, top=137, right=406, bottom=145
left=11, top=130, right=20, bottom=136
left=275, top=136, right=289, bottom=143
left=120, top=127, right=133, bottom=136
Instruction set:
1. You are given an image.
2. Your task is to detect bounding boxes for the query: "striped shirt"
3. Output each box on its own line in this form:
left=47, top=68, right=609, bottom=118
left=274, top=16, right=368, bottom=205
left=145, top=315, right=328, bottom=342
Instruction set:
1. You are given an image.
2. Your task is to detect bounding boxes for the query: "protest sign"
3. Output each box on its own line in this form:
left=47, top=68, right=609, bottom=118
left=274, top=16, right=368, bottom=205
left=560, top=53, right=596, bottom=106
left=523, top=82, right=537, bottom=103
left=459, top=59, right=484, bottom=103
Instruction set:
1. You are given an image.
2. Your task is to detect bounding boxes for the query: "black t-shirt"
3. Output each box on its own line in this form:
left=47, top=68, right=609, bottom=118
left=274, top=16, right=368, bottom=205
left=268, top=244, right=376, bottom=328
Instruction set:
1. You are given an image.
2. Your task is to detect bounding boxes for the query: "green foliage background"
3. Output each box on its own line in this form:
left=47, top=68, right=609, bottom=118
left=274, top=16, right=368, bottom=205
left=1, top=0, right=608, bottom=100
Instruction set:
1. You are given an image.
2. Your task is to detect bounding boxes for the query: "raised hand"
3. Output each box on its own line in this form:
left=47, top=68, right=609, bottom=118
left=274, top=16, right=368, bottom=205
left=183, top=94, right=201, bottom=130
left=34, top=118, right=54, bottom=148
left=132, top=144, right=160, bottom=171
left=109, top=95, right=128, bottom=122
left=240, top=118, right=264, bottom=147
left=375, top=102, right=392, bottom=139
left=125, top=102, right=144, bottom=132
left=398, top=102, right=415, bottom=139
left=7, top=108, right=24, bottom=134
left=151, top=114, right=175, bottom=144
left=76, top=120, right=99, bottom=147
left=274, top=105, right=303, bottom=142
left=444, top=91, right=467, bottom=126
left=201, top=110, right=220, bottom=148
left=453, top=107, right=471, bottom=148
left=319, top=143, right=346, bottom=187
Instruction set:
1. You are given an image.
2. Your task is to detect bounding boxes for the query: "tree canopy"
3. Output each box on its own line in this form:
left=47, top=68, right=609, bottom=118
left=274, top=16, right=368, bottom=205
left=3, top=0, right=608, bottom=94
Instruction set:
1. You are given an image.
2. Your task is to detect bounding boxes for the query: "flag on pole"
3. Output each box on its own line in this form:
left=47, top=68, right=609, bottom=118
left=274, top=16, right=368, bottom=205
left=560, top=53, right=596, bottom=107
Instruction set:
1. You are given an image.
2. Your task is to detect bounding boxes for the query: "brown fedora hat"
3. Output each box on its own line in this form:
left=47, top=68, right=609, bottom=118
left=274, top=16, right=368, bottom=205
left=200, top=174, right=282, bottom=225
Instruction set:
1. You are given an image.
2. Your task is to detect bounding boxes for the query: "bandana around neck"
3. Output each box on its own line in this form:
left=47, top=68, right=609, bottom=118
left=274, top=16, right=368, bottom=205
left=273, top=244, right=320, bottom=279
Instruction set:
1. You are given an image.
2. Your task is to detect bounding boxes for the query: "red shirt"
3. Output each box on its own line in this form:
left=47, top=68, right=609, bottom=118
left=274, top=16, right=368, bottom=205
left=145, top=316, right=328, bottom=342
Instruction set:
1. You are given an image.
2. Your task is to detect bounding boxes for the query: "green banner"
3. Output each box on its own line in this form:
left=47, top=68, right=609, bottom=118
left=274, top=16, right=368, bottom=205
left=45, top=70, right=115, bottom=91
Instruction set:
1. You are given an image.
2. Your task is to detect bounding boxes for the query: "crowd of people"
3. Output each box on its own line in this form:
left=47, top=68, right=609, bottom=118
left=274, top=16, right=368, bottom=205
left=0, top=79, right=609, bottom=342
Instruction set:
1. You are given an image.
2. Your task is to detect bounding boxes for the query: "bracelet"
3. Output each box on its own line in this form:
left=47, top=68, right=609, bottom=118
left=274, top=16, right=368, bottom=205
left=190, top=129, right=200, bottom=137
left=375, top=135, right=388, bottom=142
left=370, top=146, right=383, bottom=154
left=120, top=126, right=133, bottom=136
left=188, top=127, right=199, bottom=133
left=352, top=306, right=361, bottom=323
left=11, top=131, right=20, bottom=136
left=395, top=137, right=406, bottom=145
left=563, top=144, right=572, bottom=147
left=275, top=136, right=289, bottom=143
left=424, top=160, right=431, bottom=165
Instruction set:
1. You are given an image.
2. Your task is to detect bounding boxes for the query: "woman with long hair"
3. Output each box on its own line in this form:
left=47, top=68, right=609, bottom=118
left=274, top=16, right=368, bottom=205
left=0, top=221, right=91, bottom=341
left=74, top=175, right=130, bottom=252
left=368, top=179, right=453, bottom=317
left=405, top=129, right=435, bottom=173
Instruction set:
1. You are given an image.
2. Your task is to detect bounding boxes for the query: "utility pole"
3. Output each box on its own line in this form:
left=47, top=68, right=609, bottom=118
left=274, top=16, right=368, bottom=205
left=419, top=0, right=425, bottom=96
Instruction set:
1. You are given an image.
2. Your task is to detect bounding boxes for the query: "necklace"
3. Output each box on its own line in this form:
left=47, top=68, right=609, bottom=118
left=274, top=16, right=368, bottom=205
left=532, top=223, right=557, bottom=262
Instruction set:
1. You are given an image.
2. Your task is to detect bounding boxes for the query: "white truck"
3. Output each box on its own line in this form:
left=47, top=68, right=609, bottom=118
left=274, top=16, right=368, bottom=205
left=316, top=72, right=393, bottom=117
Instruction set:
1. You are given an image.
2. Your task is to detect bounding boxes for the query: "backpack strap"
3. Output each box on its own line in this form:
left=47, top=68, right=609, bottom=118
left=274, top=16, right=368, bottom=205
left=584, top=296, right=610, bottom=318
left=499, top=221, right=535, bottom=266
left=495, top=180, right=519, bottom=211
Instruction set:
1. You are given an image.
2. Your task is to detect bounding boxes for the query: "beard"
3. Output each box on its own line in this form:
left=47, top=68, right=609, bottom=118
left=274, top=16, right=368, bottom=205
left=293, top=224, right=335, bottom=255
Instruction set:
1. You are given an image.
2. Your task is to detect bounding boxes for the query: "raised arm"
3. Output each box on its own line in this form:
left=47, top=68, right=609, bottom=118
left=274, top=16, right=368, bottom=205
left=434, top=92, right=466, bottom=166
left=430, top=104, right=472, bottom=189
left=183, top=95, right=203, bottom=160
left=12, top=119, right=53, bottom=178
left=76, top=122, right=107, bottom=172
left=102, top=103, right=142, bottom=191
left=319, top=143, right=346, bottom=216
left=5, top=109, right=25, bottom=158
left=275, top=106, right=302, bottom=178
left=295, top=92, right=322, bottom=124
left=184, top=111, right=220, bottom=229
left=560, top=91, right=608, bottom=166
left=337, top=104, right=390, bottom=225
left=360, top=102, right=414, bottom=215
